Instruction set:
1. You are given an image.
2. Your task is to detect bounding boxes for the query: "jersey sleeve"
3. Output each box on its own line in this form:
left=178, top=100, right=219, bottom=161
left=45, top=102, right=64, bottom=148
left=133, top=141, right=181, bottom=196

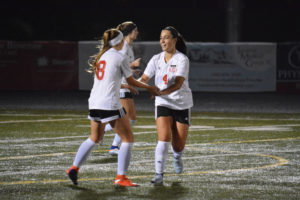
left=121, top=56, right=132, bottom=78
left=143, top=55, right=157, bottom=79
left=175, top=56, right=189, bottom=78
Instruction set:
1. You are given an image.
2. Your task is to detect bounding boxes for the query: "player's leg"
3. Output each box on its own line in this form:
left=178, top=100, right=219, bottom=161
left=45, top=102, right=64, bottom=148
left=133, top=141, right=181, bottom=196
left=67, top=120, right=105, bottom=185
left=171, top=122, right=188, bottom=174
left=171, top=108, right=190, bottom=174
left=109, top=98, right=136, bottom=155
left=110, top=116, right=137, bottom=186
left=151, top=107, right=173, bottom=184
left=122, top=98, right=137, bottom=122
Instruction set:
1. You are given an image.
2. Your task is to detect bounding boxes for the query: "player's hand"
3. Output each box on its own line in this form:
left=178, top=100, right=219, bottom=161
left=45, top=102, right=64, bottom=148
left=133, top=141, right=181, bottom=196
left=128, top=85, right=139, bottom=95
left=131, top=58, right=141, bottom=68
left=132, top=68, right=141, bottom=77
left=147, top=86, right=160, bottom=98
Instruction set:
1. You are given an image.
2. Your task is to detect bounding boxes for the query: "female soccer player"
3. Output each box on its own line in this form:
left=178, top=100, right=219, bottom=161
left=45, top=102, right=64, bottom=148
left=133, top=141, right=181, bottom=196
left=139, top=26, right=193, bottom=184
left=66, top=28, right=158, bottom=187
left=105, top=21, right=142, bottom=155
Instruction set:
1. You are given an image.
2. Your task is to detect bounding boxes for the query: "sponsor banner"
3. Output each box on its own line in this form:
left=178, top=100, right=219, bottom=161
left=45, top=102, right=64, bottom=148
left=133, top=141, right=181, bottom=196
left=0, top=41, right=78, bottom=90
left=277, top=43, right=300, bottom=93
left=187, top=42, right=276, bottom=92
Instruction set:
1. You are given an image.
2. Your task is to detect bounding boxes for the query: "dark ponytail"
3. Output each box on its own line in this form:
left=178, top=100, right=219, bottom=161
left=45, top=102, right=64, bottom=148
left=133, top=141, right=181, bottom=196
left=163, top=26, right=187, bottom=55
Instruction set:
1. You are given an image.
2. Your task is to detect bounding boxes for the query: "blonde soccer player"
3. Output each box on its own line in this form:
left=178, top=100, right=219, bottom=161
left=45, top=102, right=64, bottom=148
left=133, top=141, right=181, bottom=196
left=66, top=28, right=158, bottom=187
left=139, top=26, right=193, bottom=184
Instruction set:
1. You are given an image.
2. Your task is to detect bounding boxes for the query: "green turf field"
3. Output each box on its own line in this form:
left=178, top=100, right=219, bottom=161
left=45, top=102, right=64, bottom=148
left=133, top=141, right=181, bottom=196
left=0, top=110, right=300, bottom=200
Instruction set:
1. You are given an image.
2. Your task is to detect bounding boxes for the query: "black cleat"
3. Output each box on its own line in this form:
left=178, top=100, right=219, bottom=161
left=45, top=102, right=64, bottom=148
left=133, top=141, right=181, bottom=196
left=66, top=167, right=78, bottom=185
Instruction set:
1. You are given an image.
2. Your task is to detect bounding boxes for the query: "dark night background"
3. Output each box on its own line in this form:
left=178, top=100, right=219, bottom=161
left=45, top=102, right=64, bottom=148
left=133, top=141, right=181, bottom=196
left=1, top=0, right=300, bottom=42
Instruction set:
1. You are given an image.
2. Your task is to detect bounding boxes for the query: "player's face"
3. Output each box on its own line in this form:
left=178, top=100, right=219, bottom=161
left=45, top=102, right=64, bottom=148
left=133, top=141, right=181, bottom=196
left=160, top=30, right=176, bottom=53
left=129, top=28, right=139, bottom=40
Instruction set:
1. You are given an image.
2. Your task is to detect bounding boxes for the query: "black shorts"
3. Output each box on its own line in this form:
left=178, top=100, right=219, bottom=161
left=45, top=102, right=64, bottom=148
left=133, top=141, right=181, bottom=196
left=120, top=92, right=133, bottom=99
left=88, top=108, right=126, bottom=123
left=155, top=106, right=191, bottom=125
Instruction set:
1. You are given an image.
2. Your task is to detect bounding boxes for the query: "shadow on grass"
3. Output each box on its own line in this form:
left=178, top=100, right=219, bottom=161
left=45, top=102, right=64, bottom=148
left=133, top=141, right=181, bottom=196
left=67, top=181, right=189, bottom=200
left=146, top=182, right=189, bottom=199
left=89, top=156, right=118, bottom=164
left=66, top=185, right=102, bottom=200
left=73, top=185, right=131, bottom=200
left=67, top=184, right=91, bottom=191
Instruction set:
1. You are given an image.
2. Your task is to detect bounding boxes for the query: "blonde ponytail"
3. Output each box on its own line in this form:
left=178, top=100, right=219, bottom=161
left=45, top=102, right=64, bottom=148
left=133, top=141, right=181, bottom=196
left=87, top=29, right=121, bottom=74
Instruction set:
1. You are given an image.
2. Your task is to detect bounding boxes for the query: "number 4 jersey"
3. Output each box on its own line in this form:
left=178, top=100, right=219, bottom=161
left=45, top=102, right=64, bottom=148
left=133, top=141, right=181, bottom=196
left=144, top=50, right=193, bottom=110
left=89, top=48, right=132, bottom=110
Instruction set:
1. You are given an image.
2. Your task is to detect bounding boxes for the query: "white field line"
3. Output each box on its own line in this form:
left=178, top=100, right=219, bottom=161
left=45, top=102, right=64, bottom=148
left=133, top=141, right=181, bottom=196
left=0, top=124, right=299, bottom=143
left=0, top=131, right=157, bottom=143
left=134, top=125, right=298, bottom=131
left=1, top=113, right=300, bottom=121
left=79, top=124, right=300, bottom=131
left=0, top=118, right=80, bottom=124
left=0, top=113, right=86, bottom=117
left=138, top=115, right=300, bottom=121
left=191, top=116, right=300, bottom=121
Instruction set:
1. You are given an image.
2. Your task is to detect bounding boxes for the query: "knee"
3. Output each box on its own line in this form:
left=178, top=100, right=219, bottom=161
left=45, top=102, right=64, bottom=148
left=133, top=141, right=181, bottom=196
left=158, top=134, right=171, bottom=142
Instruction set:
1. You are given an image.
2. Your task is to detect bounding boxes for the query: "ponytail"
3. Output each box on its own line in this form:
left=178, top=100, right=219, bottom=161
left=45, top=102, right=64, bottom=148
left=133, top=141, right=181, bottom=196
left=176, top=35, right=187, bottom=55
left=87, top=29, right=121, bottom=73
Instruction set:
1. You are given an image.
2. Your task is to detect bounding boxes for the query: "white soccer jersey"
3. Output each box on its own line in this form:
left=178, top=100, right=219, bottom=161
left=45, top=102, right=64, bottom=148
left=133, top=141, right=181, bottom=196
left=144, top=51, right=193, bottom=110
left=120, top=41, right=135, bottom=93
left=88, top=48, right=132, bottom=110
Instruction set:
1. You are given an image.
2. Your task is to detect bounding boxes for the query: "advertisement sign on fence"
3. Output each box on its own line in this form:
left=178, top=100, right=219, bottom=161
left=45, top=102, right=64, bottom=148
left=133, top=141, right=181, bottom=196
left=187, top=42, right=276, bottom=92
left=277, top=43, right=300, bottom=93
left=0, top=41, right=78, bottom=90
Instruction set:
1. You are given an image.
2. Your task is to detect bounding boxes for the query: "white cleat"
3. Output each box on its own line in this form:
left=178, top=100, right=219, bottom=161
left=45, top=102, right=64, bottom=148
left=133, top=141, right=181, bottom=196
left=151, top=173, right=163, bottom=184
left=173, top=156, right=183, bottom=174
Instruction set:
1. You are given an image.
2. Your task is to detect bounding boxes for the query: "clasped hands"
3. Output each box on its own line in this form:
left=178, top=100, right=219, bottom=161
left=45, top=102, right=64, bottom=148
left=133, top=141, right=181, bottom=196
left=147, top=86, right=162, bottom=98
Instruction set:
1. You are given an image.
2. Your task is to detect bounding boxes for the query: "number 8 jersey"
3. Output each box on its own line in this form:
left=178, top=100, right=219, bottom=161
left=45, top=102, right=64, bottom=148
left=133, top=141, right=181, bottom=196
left=89, top=48, right=132, bottom=110
left=144, top=50, right=193, bottom=110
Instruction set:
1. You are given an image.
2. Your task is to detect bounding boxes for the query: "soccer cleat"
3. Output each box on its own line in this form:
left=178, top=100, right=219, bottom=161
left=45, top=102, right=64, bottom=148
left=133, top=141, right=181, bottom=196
left=114, top=175, right=138, bottom=187
left=66, top=166, right=79, bottom=185
left=109, top=145, right=119, bottom=156
left=151, top=173, right=163, bottom=184
left=173, top=156, right=183, bottom=174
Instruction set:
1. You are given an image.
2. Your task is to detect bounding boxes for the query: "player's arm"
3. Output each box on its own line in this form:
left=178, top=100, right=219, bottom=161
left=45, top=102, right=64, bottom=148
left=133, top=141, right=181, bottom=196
left=126, top=76, right=159, bottom=96
left=121, top=84, right=139, bottom=95
left=137, top=74, right=150, bottom=84
left=159, top=76, right=185, bottom=95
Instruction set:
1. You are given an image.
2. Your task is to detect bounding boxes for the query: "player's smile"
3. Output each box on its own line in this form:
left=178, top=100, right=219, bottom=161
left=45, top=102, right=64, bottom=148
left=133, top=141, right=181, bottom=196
left=160, top=30, right=175, bottom=52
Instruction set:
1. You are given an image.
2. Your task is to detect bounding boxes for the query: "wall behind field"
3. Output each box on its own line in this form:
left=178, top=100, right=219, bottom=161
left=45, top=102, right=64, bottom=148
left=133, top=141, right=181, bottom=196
left=0, top=41, right=78, bottom=90
left=0, top=41, right=299, bottom=93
